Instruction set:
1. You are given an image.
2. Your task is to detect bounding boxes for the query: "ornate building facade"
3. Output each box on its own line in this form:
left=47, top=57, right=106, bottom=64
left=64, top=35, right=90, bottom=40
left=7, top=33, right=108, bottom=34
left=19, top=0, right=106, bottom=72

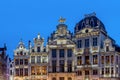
left=29, top=34, right=48, bottom=80
left=12, top=13, right=120, bottom=80
left=0, top=45, right=10, bottom=80
left=14, top=41, right=29, bottom=80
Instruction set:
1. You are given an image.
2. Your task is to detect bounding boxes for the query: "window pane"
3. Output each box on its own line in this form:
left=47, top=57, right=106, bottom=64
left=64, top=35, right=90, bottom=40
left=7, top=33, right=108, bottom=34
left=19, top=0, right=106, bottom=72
left=52, top=49, right=57, bottom=58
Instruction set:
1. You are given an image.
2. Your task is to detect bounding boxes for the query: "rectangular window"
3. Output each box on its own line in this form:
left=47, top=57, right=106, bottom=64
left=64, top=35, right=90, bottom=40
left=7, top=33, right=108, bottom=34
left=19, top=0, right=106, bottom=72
left=111, top=67, right=114, bottom=74
left=93, top=55, right=98, bottom=64
left=77, top=40, right=82, bottom=48
left=52, top=60, right=56, bottom=72
left=93, top=37, right=98, bottom=46
left=15, top=69, right=19, bottom=76
left=36, top=66, right=41, bottom=75
left=37, top=56, right=41, bottom=63
left=24, top=59, right=28, bottom=65
left=25, top=68, right=28, bottom=76
left=106, top=56, right=110, bottom=64
left=31, top=66, right=35, bottom=75
left=15, top=59, right=19, bottom=65
left=31, top=56, right=35, bottom=64
left=67, top=49, right=72, bottom=57
left=77, top=56, right=82, bottom=65
left=116, top=67, right=118, bottom=74
left=59, top=60, right=64, bottom=72
left=52, top=49, right=57, bottom=58
left=101, top=56, right=104, bottom=64
left=111, top=55, right=114, bottom=64
left=59, top=49, right=64, bottom=58
left=20, top=59, right=23, bottom=65
left=85, top=56, right=90, bottom=65
left=85, top=70, right=89, bottom=75
left=102, top=68, right=104, bottom=75
left=116, top=56, right=118, bottom=64
left=37, top=47, right=40, bottom=52
left=59, top=77, right=64, bottom=80
left=77, top=70, right=82, bottom=76
left=85, top=39, right=89, bottom=48
left=67, top=60, right=72, bottom=72
left=42, top=66, right=47, bottom=75
left=105, top=68, right=110, bottom=74
left=20, top=68, right=23, bottom=76
left=93, top=70, right=98, bottom=75
left=10, top=70, right=12, bottom=75
left=42, top=56, right=47, bottom=63
left=106, top=46, right=109, bottom=51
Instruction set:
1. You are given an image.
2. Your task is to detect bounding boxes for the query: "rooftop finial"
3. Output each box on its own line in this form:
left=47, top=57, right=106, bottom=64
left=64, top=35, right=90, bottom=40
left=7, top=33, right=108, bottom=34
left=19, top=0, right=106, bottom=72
left=38, top=33, right=40, bottom=39
left=59, top=17, right=66, bottom=23
left=84, top=12, right=96, bottom=18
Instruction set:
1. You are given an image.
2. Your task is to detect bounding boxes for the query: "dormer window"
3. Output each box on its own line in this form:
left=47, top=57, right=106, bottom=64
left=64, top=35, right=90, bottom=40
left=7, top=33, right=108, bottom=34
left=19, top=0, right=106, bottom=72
left=20, top=51, right=23, bottom=55
left=37, top=47, right=40, bottom=52
left=106, top=46, right=109, bottom=52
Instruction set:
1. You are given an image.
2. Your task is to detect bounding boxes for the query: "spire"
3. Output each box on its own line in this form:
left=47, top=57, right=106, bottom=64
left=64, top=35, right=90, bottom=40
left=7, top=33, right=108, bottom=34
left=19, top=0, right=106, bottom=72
left=38, top=33, right=40, bottom=39
left=59, top=17, right=66, bottom=24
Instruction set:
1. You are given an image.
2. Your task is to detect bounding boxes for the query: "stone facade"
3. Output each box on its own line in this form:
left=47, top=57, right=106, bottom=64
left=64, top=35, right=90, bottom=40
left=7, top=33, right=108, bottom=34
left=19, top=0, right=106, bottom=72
left=0, top=45, right=10, bottom=80
left=12, top=13, right=120, bottom=80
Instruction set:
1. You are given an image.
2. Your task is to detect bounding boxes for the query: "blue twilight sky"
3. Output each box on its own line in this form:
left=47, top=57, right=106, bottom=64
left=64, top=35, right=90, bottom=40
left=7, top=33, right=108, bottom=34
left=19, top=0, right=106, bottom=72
left=0, top=0, right=120, bottom=59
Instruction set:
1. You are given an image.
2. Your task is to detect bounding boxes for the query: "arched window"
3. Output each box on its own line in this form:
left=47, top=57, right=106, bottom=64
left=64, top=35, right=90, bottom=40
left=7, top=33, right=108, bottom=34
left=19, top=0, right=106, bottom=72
left=68, top=77, right=72, bottom=80
left=52, top=77, right=56, bottom=80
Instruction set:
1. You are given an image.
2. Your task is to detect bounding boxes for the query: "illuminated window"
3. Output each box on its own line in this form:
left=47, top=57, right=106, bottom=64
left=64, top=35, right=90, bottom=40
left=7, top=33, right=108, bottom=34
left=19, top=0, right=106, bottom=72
left=31, top=66, right=35, bottom=75
left=68, top=77, right=72, bottom=80
left=59, top=49, right=64, bottom=58
left=93, top=70, right=98, bottom=75
left=37, top=66, right=41, bottom=75
left=52, top=77, right=56, bottom=80
left=59, top=77, right=64, bottom=80
left=59, top=60, right=64, bottom=72
left=85, top=56, right=90, bottom=64
left=77, top=56, right=82, bottom=65
left=42, top=66, right=47, bottom=75
left=101, top=56, right=104, bottom=64
left=52, top=49, right=57, bottom=58
left=67, top=49, right=72, bottom=57
left=77, top=40, right=82, bottom=48
left=93, top=55, right=98, bottom=64
left=85, top=39, right=89, bottom=48
left=31, top=56, right=35, bottom=64
left=67, top=60, right=72, bottom=72
left=93, top=37, right=98, bottom=46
